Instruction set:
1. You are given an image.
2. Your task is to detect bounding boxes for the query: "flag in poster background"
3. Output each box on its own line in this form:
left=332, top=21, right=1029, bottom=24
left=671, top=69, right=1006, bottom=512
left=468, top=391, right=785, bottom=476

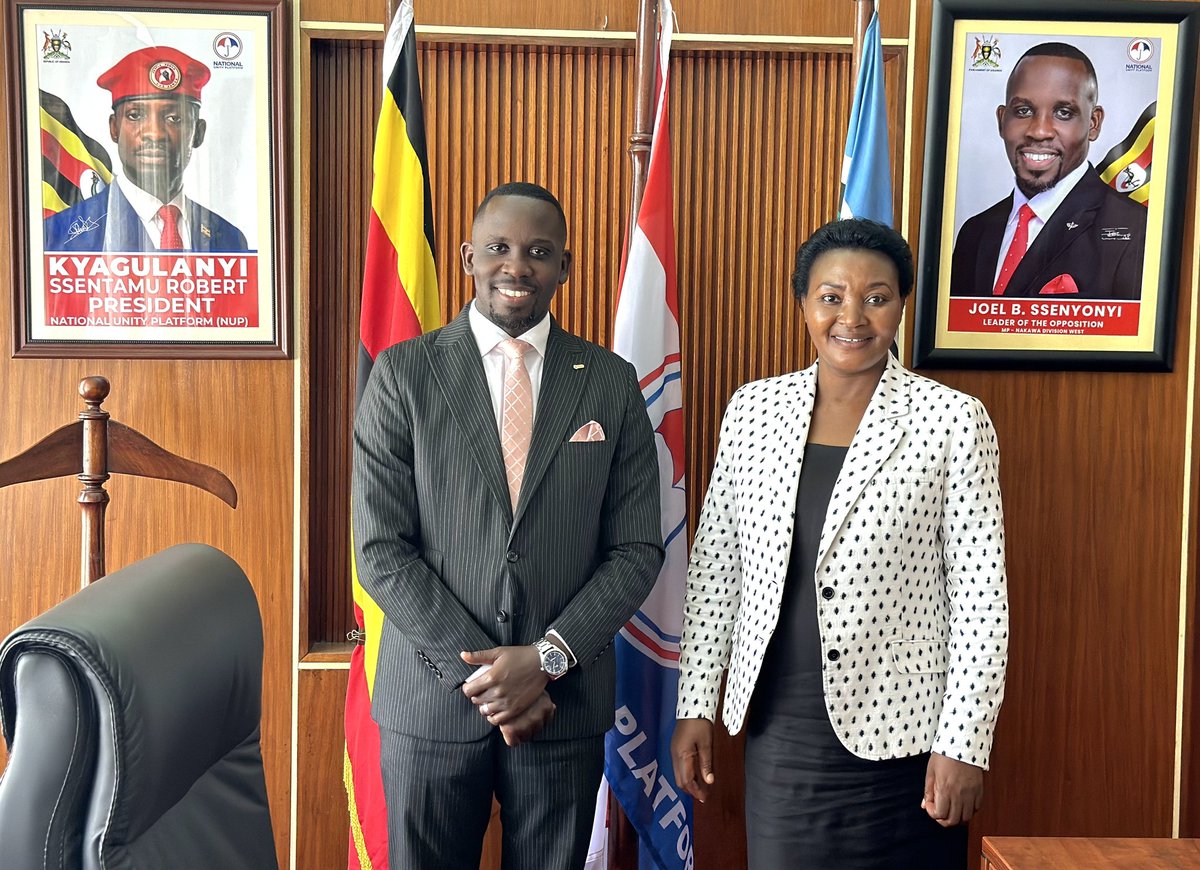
left=1098, top=101, right=1155, bottom=206
left=839, top=10, right=892, bottom=225
left=343, top=1, right=440, bottom=868
left=38, top=90, right=113, bottom=218
left=605, top=1, right=694, bottom=867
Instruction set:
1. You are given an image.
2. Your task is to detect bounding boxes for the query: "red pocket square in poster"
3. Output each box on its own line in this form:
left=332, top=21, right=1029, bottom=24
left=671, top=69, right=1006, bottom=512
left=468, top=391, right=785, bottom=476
left=1038, top=274, right=1080, bottom=295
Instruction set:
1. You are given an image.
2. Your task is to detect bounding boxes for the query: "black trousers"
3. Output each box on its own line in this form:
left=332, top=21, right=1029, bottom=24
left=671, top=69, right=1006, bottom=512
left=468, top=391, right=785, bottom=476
left=379, top=726, right=605, bottom=870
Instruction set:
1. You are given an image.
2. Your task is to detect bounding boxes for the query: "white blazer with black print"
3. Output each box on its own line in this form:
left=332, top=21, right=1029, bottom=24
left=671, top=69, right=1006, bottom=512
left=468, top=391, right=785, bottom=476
left=676, top=355, right=1008, bottom=768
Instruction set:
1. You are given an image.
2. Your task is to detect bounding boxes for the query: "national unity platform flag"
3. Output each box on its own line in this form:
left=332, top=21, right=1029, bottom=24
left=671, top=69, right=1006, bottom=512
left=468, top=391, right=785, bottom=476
left=343, top=1, right=439, bottom=868
left=606, top=1, right=694, bottom=867
left=839, top=10, right=892, bottom=225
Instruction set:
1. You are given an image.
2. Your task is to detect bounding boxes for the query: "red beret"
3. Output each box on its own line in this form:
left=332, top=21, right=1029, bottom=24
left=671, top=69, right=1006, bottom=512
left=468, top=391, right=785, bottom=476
left=97, top=46, right=211, bottom=106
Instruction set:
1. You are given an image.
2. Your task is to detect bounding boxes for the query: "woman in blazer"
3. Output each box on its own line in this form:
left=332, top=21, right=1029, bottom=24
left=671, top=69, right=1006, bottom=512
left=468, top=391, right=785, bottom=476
left=671, top=219, right=1008, bottom=869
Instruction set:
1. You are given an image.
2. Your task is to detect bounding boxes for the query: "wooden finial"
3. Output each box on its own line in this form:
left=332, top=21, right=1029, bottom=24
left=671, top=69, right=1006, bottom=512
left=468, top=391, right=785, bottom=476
left=79, top=376, right=110, bottom=403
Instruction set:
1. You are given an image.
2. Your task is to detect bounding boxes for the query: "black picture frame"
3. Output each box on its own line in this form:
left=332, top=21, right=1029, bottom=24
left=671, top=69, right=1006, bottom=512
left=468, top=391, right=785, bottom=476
left=4, top=0, right=290, bottom=359
left=914, top=0, right=1198, bottom=370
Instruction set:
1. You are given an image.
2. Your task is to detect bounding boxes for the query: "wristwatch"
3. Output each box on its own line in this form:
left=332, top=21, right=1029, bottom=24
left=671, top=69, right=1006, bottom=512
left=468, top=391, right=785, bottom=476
left=533, top=638, right=569, bottom=680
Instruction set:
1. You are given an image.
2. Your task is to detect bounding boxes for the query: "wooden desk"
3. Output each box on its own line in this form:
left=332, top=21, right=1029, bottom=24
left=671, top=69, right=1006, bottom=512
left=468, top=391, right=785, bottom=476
left=982, top=836, right=1200, bottom=869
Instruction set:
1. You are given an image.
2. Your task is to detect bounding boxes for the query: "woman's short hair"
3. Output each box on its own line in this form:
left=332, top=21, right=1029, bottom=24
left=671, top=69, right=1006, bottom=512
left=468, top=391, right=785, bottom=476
left=791, top=218, right=915, bottom=301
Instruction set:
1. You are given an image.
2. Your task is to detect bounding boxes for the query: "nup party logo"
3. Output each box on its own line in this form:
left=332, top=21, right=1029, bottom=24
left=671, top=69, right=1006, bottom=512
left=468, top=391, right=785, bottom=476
left=213, top=32, right=242, bottom=60
left=1127, top=38, right=1154, bottom=63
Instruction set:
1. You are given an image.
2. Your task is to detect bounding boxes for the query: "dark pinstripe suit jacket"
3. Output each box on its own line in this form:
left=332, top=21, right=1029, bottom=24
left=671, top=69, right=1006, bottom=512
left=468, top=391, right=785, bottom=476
left=352, top=307, right=664, bottom=742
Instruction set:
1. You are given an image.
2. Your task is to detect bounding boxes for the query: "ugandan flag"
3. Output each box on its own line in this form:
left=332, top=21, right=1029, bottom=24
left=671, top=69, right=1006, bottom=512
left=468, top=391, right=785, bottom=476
left=1098, top=101, right=1154, bottom=207
left=344, top=2, right=440, bottom=868
left=39, top=90, right=113, bottom=218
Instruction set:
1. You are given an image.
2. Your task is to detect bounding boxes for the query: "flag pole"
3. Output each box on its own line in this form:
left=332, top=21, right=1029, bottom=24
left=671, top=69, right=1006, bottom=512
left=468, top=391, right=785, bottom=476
left=852, top=0, right=877, bottom=81
left=611, top=6, right=662, bottom=862
left=612, top=22, right=657, bottom=864
left=627, top=0, right=659, bottom=229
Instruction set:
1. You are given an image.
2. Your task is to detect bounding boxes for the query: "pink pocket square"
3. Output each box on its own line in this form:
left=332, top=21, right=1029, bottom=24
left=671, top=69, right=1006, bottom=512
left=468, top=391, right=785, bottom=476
left=1039, top=274, right=1080, bottom=295
left=569, top=421, right=606, bottom=442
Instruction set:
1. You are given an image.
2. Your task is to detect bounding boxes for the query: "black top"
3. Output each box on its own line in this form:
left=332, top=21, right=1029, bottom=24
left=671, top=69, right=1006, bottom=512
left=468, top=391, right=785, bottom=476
left=750, top=443, right=848, bottom=723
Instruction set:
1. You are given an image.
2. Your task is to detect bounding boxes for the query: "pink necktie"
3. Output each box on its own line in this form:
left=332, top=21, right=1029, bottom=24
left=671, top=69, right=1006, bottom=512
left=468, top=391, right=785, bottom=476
left=499, top=338, right=533, bottom=510
left=157, top=204, right=183, bottom=250
left=993, top=204, right=1035, bottom=296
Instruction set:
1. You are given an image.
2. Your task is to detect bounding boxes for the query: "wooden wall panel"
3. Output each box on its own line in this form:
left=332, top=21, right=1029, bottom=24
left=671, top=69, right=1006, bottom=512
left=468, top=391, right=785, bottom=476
left=0, top=12, right=294, bottom=869
left=902, top=0, right=1200, bottom=856
left=307, top=39, right=380, bottom=651
left=297, top=669, right=352, bottom=870
left=299, top=0, right=912, bottom=41
left=0, top=363, right=296, bottom=869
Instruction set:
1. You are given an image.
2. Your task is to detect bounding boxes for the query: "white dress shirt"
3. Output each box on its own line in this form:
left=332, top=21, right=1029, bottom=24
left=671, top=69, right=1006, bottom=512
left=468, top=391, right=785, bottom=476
left=468, top=300, right=551, bottom=425
left=467, top=301, right=576, bottom=667
left=118, top=175, right=192, bottom=249
left=993, top=159, right=1091, bottom=288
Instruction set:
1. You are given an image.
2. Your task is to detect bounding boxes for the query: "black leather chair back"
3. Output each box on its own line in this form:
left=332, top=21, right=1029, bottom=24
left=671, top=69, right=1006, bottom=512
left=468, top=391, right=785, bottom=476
left=0, top=543, right=277, bottom=870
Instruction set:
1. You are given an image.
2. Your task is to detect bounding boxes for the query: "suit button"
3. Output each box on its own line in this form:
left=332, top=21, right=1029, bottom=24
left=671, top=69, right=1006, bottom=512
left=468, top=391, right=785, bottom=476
left=827, top=649, right=840, bottom=662
left=821, top=587, right=835, bottom=600
left=496, top=609, right=509, bottom=623
left=506, top=551, right=519, bottom=563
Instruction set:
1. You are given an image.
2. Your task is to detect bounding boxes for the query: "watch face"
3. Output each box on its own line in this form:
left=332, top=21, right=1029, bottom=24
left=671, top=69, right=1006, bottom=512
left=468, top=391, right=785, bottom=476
left=544, top=648, right=568, bottom=676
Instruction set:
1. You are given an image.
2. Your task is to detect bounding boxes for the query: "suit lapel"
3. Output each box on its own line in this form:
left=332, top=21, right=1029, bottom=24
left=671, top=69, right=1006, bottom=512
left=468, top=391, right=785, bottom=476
left=427, top=309, right=512, bottom=518
left=765, top=365, right=817, bottom=582
left=512, top=322, right=588, bottom=528
left=188, top=201, right=213, bottom=252
left=976, top=197, right=1012, bottom=291
left=1009, top=168, right=1104, bottom=294
left=814, top=356, right=907, bottom=570
left=104, top=181, right=155, bottom=252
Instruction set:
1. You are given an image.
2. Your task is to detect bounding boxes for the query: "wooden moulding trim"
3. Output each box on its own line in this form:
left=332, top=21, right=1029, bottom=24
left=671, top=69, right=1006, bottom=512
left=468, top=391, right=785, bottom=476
left=902, top=0, right=916, bottom=360
left=289, top=5, right=306, bottom=867
left=301, top=642, right=354, bottom=667
left=1173, top=119, right=1200, bottom=836
left=298, top=20, right=910, bottom=50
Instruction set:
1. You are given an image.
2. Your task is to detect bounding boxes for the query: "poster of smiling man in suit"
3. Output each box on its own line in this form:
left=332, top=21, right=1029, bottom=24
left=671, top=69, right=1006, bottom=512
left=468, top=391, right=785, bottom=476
left=915, top=12, right=1194, bottom=369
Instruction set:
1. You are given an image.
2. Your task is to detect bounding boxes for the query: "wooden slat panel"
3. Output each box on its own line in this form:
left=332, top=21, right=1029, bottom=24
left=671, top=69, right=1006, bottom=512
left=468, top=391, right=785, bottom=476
left=307, top=40, right=642, bottom=646
left=304, top=38, right=906, bottom=648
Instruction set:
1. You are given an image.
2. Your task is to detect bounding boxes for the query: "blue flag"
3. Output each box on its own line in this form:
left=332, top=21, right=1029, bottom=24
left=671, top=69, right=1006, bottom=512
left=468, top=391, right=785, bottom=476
left=839, top=11, right=892, bottom=225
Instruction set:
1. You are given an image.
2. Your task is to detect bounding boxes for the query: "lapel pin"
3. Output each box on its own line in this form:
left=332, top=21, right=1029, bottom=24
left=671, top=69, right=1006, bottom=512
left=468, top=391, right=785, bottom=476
left=1066, top=221, right=1078, bottom=230
left=573, top=363, right=585, bottom=370
left=201, top=225, right=212, bottom=238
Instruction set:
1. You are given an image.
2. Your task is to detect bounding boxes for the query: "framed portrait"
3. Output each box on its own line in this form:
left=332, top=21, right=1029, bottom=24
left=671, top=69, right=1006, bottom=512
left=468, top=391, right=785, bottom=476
left=914, top=0, right=1198, bottom=370
left=4, top=0, right=288, bottom=358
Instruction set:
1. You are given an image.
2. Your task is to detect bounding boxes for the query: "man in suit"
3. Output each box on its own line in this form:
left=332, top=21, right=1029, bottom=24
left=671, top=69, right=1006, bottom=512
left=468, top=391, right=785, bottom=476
left=43, top=46, right=248, bottom=253
left=950, top=42, right=1146, bottom=299
left=352, top=182, right=664, bottom=869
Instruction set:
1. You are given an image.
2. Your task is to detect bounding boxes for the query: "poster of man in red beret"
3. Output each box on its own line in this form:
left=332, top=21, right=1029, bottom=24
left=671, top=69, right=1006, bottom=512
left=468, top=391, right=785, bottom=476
left=16, top=6, right=282, bottom=355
